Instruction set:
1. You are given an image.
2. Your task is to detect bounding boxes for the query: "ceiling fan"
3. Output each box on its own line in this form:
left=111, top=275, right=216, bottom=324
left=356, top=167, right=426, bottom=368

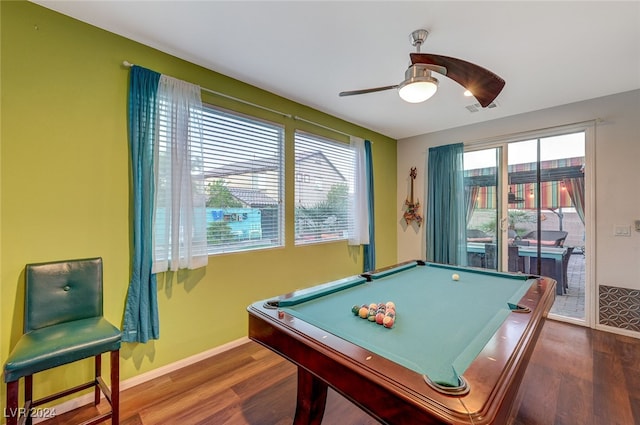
left=339, top=29, right=505, bottom=107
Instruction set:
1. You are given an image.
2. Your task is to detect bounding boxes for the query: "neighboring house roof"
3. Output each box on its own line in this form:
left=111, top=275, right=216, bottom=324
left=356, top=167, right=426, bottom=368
left=228, top=188, right=278, bottom=207
left=204, top=151, right=346, bottom=181
left=295, top=151, right=346, bottom=181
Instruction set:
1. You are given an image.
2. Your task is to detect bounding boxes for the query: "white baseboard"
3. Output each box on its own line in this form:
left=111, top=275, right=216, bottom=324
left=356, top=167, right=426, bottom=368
left=594, top=323, right=640, bottom=339
left=23, top=336, right=250, bottom=424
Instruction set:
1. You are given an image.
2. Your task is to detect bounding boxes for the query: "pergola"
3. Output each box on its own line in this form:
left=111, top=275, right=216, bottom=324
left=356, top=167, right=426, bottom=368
left=465, top=158, right=584, bottom=210
left=464, top=157, right=585, bottom=230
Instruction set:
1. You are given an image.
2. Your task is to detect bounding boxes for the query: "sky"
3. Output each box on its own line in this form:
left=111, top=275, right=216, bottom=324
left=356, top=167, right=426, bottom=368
left=464, top=132, right=585, bottom=170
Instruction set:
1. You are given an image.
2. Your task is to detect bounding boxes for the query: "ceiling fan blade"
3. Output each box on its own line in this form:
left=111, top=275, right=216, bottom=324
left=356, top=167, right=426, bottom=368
left=410, top=53, right=505, bottom=107
left=339, top=85, right=399, bottom=97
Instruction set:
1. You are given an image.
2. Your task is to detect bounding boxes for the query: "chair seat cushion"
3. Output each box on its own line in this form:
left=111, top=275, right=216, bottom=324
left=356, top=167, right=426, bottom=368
left=4, top=317, right=121, bottom=382
left=522, top=239, right=558, bottom=246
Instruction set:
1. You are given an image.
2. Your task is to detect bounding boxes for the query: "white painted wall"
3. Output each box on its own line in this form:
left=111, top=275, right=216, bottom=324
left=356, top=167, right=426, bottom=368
left=397, top=89, right=640, bottom=291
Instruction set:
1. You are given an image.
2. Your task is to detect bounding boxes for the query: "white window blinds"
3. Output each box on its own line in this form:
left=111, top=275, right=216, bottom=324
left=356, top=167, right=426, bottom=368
left=201, top=105, right=284, bottom=254
left=294, top=131, right=356, bottom=245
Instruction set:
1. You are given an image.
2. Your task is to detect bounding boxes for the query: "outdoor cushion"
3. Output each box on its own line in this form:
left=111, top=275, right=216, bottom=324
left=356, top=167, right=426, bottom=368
left=522, top=239, right=557, bottom=247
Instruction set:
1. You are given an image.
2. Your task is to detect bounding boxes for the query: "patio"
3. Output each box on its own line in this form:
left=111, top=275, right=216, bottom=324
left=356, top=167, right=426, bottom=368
left=549, top=250, right=585, bottom=319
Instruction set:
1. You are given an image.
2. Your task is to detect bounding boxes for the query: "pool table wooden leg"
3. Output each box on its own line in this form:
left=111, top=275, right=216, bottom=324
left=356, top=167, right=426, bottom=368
left=293, top=367, right=328, bottom=425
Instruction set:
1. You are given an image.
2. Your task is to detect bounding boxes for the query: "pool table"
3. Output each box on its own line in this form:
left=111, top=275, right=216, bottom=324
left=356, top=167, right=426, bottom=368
left=248, top=261, right=556, bottom=425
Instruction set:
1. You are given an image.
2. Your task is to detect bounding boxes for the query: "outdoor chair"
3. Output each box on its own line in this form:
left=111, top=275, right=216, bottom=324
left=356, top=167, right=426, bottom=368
left=3, top=258, right=121, bottom=425
left=484, top=243, right=497, bottom=269
left=508, top=245, right=525, bottom=272
left=562, top=247, right=575, bottom=292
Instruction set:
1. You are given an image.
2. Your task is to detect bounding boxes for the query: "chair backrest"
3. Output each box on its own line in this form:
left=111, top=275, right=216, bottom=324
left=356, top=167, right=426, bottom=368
left=24, top=257, right=103, bottom=332
left=507, top=245, right=522, bottom=272
left=484, top=243, right=497, bottom=269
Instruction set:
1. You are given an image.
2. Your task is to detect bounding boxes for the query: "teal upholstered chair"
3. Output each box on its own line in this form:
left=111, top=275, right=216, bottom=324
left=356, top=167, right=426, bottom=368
left=3, top=258, right=121, bottom=425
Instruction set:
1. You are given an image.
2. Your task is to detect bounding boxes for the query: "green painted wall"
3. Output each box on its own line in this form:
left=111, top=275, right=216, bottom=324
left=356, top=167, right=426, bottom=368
left=0, top=0, right=397, bottom=407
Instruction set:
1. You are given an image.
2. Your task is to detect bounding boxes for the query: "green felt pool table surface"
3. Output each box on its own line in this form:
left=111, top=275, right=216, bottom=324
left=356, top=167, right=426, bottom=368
left=278, top=262, right=533, bottom=387
left=248, top=261, right=556, bottom=425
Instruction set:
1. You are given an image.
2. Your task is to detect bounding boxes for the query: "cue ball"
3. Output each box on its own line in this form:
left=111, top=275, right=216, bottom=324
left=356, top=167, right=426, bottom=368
left=452, top=273, right=460, bottom=281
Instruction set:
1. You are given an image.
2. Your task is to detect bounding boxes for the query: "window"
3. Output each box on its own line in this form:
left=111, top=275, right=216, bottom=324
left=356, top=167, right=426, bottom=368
left=200, top=105, right=284, bottom=254
left=294, top=131, right=356, bottom=244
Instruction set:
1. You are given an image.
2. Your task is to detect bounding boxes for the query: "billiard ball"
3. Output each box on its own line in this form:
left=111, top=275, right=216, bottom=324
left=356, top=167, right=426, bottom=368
left=375, top=312, right=385, bottom=324
left=452, top=273, right=460, bottom=281
left=385, top=301, right=395, bottom=310
left=352, top=305, right=360, bottom=315
left=359, top=307, right=369, bottom=319
left=368, top=307, right=377, bottom=320
left=383, top=316, right=394, bottom=328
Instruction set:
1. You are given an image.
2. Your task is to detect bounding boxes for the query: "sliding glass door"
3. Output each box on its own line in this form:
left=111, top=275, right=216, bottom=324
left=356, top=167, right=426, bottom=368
left=464, top=131, right=587, bottom=322
left=464, top=148, right=500, bottom=270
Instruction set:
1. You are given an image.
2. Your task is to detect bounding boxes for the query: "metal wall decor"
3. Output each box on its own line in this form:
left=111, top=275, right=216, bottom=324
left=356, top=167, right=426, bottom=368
left=403, top=167, right=423, bottom=226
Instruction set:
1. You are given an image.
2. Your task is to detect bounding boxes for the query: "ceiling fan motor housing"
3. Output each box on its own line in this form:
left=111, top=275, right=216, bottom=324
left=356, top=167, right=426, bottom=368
left=404, top=64, right=438, bottom=82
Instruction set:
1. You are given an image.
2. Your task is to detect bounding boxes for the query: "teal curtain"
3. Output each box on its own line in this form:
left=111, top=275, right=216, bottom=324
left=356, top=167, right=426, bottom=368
left=426, top=143, right=467, bottom=265
left=363, top=140, right=375, bottom=272
left=122, top=66, right=161, bottom=343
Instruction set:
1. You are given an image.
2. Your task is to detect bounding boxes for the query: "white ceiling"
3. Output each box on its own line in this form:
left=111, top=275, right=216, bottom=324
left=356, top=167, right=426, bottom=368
left=32, top=1, right=640, bottom=140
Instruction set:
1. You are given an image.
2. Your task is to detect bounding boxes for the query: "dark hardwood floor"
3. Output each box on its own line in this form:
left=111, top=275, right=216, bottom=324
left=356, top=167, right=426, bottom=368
left=38, top=320, right=640, bottom=425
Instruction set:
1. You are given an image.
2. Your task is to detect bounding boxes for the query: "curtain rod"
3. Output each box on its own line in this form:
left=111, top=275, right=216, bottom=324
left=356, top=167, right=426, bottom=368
left=123, top=61, right=291, bottom=119
left=293, top=116, right=355, bottom=139
left=122, top=61, right=359, bottom=140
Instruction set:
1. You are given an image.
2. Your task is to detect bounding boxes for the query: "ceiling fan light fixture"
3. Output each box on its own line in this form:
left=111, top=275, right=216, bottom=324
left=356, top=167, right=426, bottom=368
left=398, top=65, right=438, bottom=103
left=398, top=80, right=438, bottom=103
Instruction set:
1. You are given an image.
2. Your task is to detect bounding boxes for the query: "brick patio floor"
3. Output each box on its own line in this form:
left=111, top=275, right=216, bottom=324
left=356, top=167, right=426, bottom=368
left=549, top=251, right=585, bottom=319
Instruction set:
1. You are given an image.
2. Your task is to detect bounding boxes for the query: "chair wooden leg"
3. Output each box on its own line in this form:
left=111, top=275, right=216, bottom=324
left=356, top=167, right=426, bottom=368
left=111, top=350, right=120, bottom=425
left=6, top=380, right=19, bottom=425
left=5, top=357, right=118, bottom=425
left=25, top=375, right=33, bottom=425
left=94, top=354, right=102, bottom=405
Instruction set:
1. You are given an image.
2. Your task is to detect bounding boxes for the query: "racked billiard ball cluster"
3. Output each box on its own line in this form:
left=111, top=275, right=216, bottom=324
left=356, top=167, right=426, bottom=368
left=352, top=301, right=396, bottom=328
